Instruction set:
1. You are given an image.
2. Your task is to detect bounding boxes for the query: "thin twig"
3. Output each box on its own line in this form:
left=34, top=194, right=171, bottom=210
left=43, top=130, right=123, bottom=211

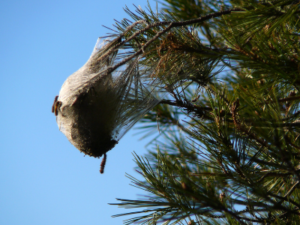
left=100, top=153, right=107, bottom=174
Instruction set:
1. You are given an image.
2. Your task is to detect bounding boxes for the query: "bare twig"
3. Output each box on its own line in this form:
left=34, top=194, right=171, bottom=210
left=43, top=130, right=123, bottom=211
left=100, top=153, right=107, bottom=174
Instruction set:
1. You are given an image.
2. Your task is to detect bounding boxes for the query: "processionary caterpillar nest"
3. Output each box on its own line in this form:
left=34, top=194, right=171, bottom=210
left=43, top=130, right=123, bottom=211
left=52, top=38, right=159, bottom=173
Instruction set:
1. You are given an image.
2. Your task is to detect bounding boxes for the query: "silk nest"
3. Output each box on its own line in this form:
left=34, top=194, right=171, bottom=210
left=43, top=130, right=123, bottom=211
left=53, top=38, right=159, bottom=158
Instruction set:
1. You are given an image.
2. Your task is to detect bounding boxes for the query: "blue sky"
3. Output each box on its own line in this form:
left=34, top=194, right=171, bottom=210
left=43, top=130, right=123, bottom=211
left=0, top=0, right=159, bottom=224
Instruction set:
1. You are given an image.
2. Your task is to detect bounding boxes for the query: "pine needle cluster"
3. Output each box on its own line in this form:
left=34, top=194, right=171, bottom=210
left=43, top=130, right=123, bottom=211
left=97, top=0, right=300, bottom=224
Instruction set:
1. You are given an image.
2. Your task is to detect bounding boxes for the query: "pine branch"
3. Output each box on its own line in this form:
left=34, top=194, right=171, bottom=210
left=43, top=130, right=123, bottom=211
left=108, top=1, right=300, bottom=224
left=100, top=8, right=244, bottom=75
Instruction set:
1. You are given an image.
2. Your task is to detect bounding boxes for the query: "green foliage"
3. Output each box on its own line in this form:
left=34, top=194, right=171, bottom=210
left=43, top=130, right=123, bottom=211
left=104, top=0, right=300, bottom=224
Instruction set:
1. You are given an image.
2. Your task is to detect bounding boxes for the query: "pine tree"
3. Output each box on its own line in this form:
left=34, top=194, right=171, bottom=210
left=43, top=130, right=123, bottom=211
left=100, top=0, right=300, bottom=224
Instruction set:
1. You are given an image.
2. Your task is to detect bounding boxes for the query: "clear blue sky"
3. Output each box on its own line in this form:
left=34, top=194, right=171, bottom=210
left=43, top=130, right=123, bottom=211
left=0, top=0, right=159, bottom=224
